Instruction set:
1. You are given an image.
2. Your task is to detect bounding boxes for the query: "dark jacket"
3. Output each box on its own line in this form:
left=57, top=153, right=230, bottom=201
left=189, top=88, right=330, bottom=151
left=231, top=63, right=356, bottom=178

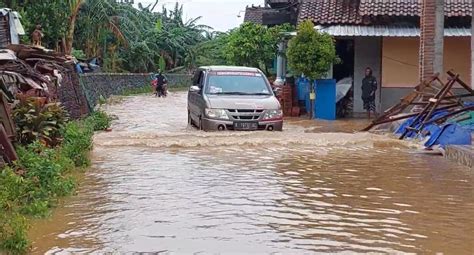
left=362, top=76, right=377, bottom=100
left=155, top=74, right=167, bottom=87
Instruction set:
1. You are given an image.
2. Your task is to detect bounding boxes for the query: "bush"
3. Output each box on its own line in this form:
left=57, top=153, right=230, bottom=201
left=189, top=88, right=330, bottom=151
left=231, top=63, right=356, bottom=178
left=13, top=99, right=69, bottom=147
left=61, top=121, right=93, bottom=168
left=0, top=209, right=29, bottom=253
left=86, top=111, right=112, bottom=131
left=0, top=110, right=111, bottom=253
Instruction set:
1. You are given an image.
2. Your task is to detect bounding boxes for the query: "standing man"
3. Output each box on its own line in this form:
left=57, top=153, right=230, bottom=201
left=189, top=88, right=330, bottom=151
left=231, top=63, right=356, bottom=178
left=154, top=69, right=168, bottom=97
left=361, top=67, right=378, bottom=118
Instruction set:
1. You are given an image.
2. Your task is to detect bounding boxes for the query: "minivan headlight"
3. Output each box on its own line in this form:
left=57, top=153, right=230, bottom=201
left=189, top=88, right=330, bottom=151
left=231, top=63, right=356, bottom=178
left=205, top=108, right=229, bottom=120
left=263, top=109, right=283, bottom=120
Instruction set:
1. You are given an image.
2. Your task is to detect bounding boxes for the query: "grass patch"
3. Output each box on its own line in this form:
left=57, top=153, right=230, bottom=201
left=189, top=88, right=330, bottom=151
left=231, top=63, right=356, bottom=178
left=0, top=111, right=112, bottom=254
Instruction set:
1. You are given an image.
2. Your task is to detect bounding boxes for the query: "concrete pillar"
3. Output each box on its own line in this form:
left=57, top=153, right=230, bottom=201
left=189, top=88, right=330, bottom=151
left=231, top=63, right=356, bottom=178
left=274, top=41, right=285, bottom=85
left=419, top=0, right=444, bottom=81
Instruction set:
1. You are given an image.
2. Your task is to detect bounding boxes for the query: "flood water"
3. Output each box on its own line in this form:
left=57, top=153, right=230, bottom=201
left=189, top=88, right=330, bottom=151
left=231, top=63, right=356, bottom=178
left=30, top=92, right=473, bottom=254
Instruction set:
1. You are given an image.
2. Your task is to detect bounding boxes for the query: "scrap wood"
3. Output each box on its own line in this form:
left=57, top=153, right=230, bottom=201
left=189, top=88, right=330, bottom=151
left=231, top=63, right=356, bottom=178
left=0, top=124, right=17, bottom=163
left=425, top=106, right=474, bottom=125
left=362, top=71, right=474, bottom=135
left=362, top=74, right=438, bottom=131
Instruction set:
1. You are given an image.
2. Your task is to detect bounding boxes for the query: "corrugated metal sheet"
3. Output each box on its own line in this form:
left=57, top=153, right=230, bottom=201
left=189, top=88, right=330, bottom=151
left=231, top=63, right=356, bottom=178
left=289, top=25, right=471, bottom=37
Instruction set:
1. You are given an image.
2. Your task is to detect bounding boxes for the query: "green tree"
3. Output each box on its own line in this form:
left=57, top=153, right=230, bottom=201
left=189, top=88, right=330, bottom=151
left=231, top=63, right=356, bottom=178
left=8, top=0, right=216, bottom=73
left=224, top=22, right=287, bottom=74
left=286, top=20, right=338, bottom=80
left=16, top=0, right=69, bottom=50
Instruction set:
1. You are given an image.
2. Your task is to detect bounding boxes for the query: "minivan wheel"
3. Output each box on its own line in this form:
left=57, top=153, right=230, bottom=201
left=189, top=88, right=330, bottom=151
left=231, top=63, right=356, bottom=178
left=187, top=111, right=193, bottom=126
left=198, top=117, right=203, bottom=131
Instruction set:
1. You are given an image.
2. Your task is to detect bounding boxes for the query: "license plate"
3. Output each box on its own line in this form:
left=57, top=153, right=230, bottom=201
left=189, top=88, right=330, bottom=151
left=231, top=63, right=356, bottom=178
left=234, top=122, right=258, bottom=130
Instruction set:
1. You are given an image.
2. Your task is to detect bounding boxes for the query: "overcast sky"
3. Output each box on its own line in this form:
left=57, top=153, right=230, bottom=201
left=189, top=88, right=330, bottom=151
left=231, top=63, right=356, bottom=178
left=136, top=0, right=264, bottom=32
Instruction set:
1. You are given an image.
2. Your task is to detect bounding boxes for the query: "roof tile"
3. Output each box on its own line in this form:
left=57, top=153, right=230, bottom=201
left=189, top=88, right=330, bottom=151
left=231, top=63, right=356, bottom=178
left=298, top=0, right=363, bottom=25
left=298, top=0, right=472, bottom=25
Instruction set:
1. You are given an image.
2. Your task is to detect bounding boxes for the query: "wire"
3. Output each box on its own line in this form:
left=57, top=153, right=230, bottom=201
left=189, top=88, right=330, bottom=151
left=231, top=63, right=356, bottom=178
left=383, top=55, right=418, bottom=68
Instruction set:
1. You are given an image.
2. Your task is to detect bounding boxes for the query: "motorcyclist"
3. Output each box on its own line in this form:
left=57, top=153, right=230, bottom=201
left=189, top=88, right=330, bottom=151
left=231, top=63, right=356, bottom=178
left=154, top=69, right=168, bottom=97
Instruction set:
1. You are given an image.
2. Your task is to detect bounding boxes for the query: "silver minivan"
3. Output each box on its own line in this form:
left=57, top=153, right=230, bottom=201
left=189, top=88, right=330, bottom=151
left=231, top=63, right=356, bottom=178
left=187, top=66, right=283, bottom=131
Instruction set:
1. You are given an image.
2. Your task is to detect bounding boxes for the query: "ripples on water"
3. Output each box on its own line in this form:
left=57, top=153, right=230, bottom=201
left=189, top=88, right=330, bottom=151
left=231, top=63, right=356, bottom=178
left=29, top=93, right=474, bottom=254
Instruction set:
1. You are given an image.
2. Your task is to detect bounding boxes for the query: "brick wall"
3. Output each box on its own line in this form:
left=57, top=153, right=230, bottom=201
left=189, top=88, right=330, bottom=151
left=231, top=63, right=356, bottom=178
left=419, top=0, right=444, bottom=81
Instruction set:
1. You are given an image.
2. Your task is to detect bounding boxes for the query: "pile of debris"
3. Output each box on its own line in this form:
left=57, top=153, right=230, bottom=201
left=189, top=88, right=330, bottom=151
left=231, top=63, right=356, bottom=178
left=0, top=44, right=89, bottom=166
left=363, top=71, right=474, bottom=149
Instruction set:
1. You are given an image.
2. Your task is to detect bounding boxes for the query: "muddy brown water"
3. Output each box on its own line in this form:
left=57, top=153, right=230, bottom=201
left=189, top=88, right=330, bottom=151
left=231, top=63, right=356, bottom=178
left=29, top=92, right=473, bottom=254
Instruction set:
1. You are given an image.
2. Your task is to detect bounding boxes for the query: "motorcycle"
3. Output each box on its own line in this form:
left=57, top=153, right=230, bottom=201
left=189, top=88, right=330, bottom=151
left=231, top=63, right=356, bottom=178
left=157, top=84, right=168, bottom=98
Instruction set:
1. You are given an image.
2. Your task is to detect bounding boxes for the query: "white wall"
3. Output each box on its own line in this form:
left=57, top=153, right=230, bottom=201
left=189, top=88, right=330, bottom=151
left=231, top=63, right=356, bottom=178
left=354, top=37, right=382, bottom=113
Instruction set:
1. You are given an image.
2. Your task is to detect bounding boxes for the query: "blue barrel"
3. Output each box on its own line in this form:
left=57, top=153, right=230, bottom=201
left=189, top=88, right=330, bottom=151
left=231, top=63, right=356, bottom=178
left=314, top=79, right=336, bottom=120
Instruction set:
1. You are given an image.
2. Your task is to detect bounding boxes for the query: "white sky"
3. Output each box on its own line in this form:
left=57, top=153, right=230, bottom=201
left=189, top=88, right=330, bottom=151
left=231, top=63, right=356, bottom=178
left=136, top=0, right=264, bottom=32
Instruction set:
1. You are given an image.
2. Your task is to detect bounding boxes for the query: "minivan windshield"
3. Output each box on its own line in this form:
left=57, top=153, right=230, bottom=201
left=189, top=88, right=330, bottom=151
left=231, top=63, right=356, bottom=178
left=205, top=71, right=271, bottom=95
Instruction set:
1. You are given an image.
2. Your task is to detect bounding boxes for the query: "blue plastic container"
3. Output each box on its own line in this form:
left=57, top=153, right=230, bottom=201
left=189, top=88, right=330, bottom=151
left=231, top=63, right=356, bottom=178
left=314, top=79, right=336, bottom=120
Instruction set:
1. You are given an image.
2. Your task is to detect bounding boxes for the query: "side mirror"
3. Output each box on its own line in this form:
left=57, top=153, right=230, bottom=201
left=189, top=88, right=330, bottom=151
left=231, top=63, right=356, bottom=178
left=190, top=85, right=201, bottom=93
left=273, top=88, right=281, bottom=97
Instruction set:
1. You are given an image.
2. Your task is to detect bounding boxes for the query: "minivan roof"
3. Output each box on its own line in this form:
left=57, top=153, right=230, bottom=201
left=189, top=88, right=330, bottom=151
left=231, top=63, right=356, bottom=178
left=200, top=66, right=261, bottom=72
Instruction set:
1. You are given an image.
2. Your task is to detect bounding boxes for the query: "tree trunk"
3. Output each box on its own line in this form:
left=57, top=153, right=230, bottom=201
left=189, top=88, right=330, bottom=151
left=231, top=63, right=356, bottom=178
left=65, top=15, right=78, bottom=54
left=65, top=0, right=84, bottom=55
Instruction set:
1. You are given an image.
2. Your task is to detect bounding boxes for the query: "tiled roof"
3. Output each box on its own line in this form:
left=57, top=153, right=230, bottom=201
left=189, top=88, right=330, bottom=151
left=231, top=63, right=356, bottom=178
left=298, top=0, right=472, bottom=25
left=244, top=6, right=265, bottom=24
left=298, top=0, right=363, bottom=25
left=359, top=0, right=472, bottom=17
left=359, top=0, right=419, bottom=17
left=443, top=0, right=473, bottom=17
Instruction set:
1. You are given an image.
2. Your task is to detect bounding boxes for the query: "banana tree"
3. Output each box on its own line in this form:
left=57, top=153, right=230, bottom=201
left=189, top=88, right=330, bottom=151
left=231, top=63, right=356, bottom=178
left=65, top=0, right=84, bottom=54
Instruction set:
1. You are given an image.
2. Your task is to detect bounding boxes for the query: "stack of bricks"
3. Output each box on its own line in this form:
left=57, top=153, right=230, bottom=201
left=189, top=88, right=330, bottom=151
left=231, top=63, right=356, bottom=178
left=278, top=84, right=301, bottom=117
left=281, top=85, right=293, bottom=116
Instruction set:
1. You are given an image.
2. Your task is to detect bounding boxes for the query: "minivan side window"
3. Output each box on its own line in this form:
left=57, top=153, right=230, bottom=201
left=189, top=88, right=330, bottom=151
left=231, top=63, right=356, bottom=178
left=192, top=71, right=201, bottom=85
left=197, top=71, right=204, bottom=88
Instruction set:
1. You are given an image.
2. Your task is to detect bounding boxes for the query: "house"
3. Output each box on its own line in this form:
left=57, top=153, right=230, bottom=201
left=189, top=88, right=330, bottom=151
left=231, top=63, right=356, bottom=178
left=0, top=8, right=25, bottom=48
left=244, top=0, right=472, bottom=115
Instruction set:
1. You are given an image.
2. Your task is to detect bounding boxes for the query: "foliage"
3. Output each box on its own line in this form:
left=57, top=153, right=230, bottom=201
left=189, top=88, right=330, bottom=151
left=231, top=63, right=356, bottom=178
left=87, top=111, right=112, bottom=131
left=224, top=23, right=292, bottom=74
left=9, top=0, right=211, bottom=73
left=17, top=0, right=69, bottom=50
left=72, top=49, right=87, bottom=60
left=188, top=32, right=230, bottom=69
left=0, top=205, right=29, bottom=253
left=13, top=99, right=69, bottom=146
left=0, top=110, right=110, bottom=253
left=287, top=20, right=339, bottom=80
left=158, top=56, right=166, bottom=72
left=61, top=120, right=93, bottom=168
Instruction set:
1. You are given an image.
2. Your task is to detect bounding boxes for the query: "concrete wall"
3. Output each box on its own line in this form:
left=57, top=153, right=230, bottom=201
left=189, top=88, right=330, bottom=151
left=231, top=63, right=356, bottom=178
left=382, top=37, right=472, bottom=87
left=354, top=37, right=382, bottom=113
